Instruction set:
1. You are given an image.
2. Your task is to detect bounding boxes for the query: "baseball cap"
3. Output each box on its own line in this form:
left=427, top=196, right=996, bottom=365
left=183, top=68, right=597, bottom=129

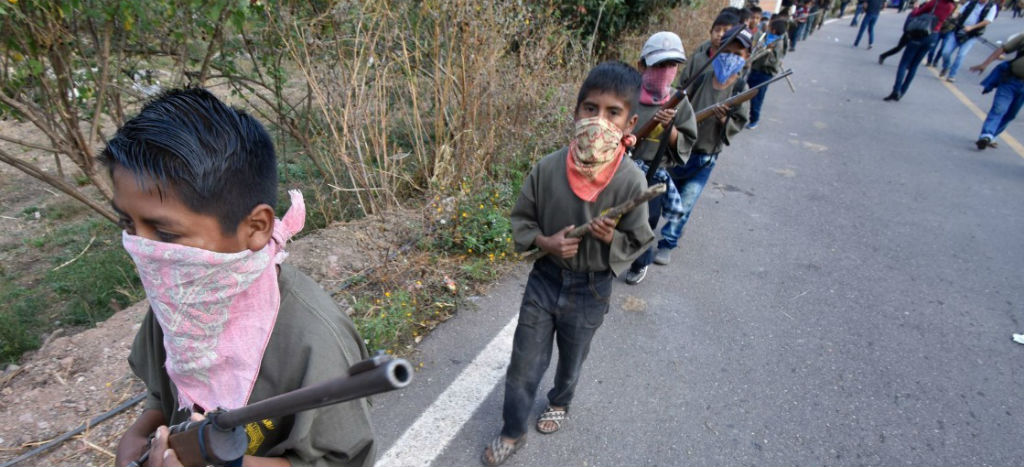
left=641, top=31, right=687, bottom=66
left=722, top=25, right=754, bottom=51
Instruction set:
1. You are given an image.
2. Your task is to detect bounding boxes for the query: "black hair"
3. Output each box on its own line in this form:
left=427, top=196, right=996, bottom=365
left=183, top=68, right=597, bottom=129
left=769, top=18, right=788, bottom=34
left=750, top=6, right=764, bottom=14
left=736, top=8, right=752, bottom=22
left=100, top=88, right=278, bottom=234
left=713, top=12, right=741, bottom=29
left=575, top=61, right=642, bottom=117
left=719, top=7, right=743, bottom=17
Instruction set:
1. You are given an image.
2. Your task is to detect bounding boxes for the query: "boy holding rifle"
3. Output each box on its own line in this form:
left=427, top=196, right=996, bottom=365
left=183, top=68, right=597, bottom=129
left=746, top=19, right=790, bottom=129
left=661, top=26, right=753, bottom=262
left=680, top=12, right=743, bottom=88
left=482, top=62, right=654, bottom=466
left=623, top=31, right=698, bottom=283
left=107, top=88, right=375, bottom=467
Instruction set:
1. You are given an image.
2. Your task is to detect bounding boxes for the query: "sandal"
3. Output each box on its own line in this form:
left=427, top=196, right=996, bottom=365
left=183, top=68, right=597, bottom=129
left=535, top=406, right=568, bottom=434
left=481, top=435, right=525, bottom=466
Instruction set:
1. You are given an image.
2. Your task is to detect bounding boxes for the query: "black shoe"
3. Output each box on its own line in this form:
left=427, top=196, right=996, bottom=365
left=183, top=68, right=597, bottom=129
left=878, top=54, right=886, bottom=65
left=975, top=136, right=991, bottom=150
left=883, top=92, right=901, bottom=101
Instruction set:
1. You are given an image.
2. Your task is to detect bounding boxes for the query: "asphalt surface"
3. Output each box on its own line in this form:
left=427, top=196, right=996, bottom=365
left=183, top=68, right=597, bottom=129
left=369, top=11, right=1024, bottom=467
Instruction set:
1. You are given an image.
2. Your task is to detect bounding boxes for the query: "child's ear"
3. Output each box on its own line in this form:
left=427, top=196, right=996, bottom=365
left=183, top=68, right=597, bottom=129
left=637, top=59, right=648, bottom=72
left=242, top=204, right=275, bottom=252
left=625, top=113, right=639, bottom=134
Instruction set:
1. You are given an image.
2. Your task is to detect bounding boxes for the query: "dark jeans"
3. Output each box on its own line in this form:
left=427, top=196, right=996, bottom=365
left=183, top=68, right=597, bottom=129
left=747, top=69, right=773, bottom=125
left=854, top=13, right=879, bottom=46
left=881, top=33, right=910, bottom=59
left=657, top=153, right=718, bottom=250
left=926, top=32, right=949, bottom=65
left=892, top=32, right=939, bottom=96
left=501, top=257, right=612, bottom=439
left=980, top=77, right=1024, bottom=139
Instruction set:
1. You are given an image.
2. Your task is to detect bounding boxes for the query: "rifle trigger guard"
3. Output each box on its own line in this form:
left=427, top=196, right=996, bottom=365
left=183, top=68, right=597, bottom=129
left=196, top=417, right=215, bottom=465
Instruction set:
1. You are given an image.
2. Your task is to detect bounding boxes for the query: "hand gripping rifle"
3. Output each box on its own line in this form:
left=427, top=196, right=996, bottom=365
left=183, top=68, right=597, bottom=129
left=128, top=354, right=412, bottom=467
left=693, top=69, right=795, bottom=123
left=518, top=183, right=667, bottom=262
left=634, top=27, right=746, bottom=181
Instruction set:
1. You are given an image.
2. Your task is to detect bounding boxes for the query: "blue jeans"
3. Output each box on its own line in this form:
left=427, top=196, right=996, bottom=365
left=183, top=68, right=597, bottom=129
left=851, top=3, right=863, bottom=24
left=854, top=13, right=879, bottom=46
left=940, top=34, right=977, bottom=79
left=980, top=77, right=1024, bottom=139
left=927, top=32, right=949, bottom=65
left=796, top=21, right=809, bottom=42
left=501, top=257, right=612, bottom=439
left=892, top=33, right=939, bottom=96
left=657, top=153, right=718, bottom=251
left=747, top=70, right=773, bottom=125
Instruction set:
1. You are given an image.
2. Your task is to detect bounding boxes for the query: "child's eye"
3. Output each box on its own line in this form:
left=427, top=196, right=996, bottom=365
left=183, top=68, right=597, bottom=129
left=156, top=231, right=180, bottom=243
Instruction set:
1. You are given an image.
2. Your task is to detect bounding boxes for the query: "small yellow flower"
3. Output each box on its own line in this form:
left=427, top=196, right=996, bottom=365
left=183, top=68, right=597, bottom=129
left=406, top=312, right=412, bottom=317
left=479, top=204, right=484, bottom=209
left=416, top=280, right=422, bottom=286
left=468, top=248, right=473, bottom=253
left=385, top=291, right=391, bottom=298
left=462, top=212, right=468, bottom=218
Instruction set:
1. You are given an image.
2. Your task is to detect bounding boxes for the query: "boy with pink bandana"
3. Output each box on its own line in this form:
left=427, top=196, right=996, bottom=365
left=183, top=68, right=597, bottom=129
left=623, top=31, right=698, bottom=284
left=108, top=88, right=375, bottom=467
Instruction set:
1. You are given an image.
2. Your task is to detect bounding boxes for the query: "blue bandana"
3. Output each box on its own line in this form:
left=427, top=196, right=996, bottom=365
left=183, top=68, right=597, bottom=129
left=765, top=33, right=782, bottom=45
left=712, top=53, right=746, bottom=83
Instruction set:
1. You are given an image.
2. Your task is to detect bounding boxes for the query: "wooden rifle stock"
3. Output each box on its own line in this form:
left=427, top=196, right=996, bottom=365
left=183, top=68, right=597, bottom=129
left=694, top=69, right=794, bottom=123
left=518, top=183, right=667, bottom=262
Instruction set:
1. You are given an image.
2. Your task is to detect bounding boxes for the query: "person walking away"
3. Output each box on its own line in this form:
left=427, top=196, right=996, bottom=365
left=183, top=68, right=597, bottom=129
left=939, top=0, right=998, bottom=82
left=480, top=61, right=655, bottom=466
left=623, top=32, right=698, bottom=283
left=885, top=0, right=957, bottom=101
left=969, top=31, right=1024, bottom=149
left=747, top=19, right=789, bottom=129
left=854, top=0, right=886, bottom=49
left=851, top=0, right=864, bottom=25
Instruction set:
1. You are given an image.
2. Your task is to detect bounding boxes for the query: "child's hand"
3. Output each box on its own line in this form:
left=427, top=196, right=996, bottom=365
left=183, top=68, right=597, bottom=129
left=145, top=426, right=184, bottom=467
left=712, top=104, right=731, bottom=123
left=969, top=63, right=987, bottom=74
left=588, top=217, right=616, bottom=244
left=653, top=108, right=677, bottom=126
left=536, top=225, right=581, bottom=258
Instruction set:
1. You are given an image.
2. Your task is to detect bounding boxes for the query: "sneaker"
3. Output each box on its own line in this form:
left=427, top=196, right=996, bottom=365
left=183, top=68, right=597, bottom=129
left=867, top=45, right=873, bottom=50
left=976, top=136, right=991, bottom=150
left=746, top=121, right=759, bottom=129
left=653, top=248, right=672, bottom=265
left=879, top=54, right=886, bottom=65
left=946, top=77, right=955, bottom=83
left=939, top=68, right=948, bottom=78
left=624, top=266, right=648, bottom=285
left=883, top=92, right=901, bottom=102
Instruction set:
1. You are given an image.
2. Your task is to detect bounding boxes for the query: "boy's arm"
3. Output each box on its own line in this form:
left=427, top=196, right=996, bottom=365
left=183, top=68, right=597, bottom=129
left=671, top=98, right=699, bottom=165
left=607, top=181, right=656, bottom=275
left=115, top=409, right=167, bottom=467
left=510, top=164, right=542, bottom=252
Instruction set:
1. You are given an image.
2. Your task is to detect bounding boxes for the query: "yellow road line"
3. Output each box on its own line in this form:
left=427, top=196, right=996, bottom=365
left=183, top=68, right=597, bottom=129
left=928, top=67, right=1024, bottom=159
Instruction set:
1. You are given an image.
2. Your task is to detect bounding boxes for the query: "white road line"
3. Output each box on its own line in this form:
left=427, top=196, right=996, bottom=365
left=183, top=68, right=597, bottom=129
left=376, top=315, right=519, bottom=467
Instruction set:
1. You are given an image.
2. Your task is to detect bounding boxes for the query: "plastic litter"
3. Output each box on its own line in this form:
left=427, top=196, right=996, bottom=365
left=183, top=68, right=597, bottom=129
left=1013, top=333, right=1024, bottom=345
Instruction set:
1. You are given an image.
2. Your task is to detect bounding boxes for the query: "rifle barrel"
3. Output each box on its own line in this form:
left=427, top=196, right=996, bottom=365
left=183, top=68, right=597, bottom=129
left=693, top=69, right=794, bottom=122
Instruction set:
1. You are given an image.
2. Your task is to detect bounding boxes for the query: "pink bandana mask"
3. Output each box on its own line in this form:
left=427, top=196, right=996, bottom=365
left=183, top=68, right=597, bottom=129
left=122, top=190, right=306, bottom=412
left=640, top=65, right=678, bottom=105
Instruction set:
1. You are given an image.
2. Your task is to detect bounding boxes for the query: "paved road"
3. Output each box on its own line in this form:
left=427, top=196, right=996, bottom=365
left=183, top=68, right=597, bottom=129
left=369, top=11, right=1024, bottom=467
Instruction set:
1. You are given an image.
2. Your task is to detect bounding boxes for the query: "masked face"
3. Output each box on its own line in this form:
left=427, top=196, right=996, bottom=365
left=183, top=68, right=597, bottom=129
left=641, top=63, right=679, bottom=104
left=712, top=52, right=747, bottom=83
left=572, top=116, right=624, bottom=171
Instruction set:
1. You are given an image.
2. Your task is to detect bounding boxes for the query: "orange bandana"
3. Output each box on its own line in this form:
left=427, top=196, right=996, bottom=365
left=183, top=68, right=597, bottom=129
left=567, top=117, right=635, bottom=202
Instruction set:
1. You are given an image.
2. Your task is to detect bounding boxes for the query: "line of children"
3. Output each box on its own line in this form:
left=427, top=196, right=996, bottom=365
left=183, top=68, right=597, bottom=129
left=747, top=18, right=791, bottom=129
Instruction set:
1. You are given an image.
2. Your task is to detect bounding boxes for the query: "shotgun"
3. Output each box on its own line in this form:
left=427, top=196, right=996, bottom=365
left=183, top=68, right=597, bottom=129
left=694, top=69, right=794, bottom=123
left=128, top=355, right=412, bottom=467
left=518, top=183, right=667, bottom=262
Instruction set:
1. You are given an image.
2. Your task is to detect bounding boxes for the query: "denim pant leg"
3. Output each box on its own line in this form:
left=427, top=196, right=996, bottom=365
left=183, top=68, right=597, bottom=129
left=940, top=32, right=957, bottom=71
left=659, top=154, right=717, bottom=250
left=866, top=13, right=879, bottom=45
left=546, top=271, right=612, bottom=408
left=747, top=70, right=772, bottom=124
left=981, top=79, right=1024, bottom=138
left=629, top=193, right=663, bottom=272
left=501, top=261, right=560, bottom=439
left=927, top=33, right=947, bottom=64
left=948, top=37, right=976, bottom=78
left=851, top=4, right=862, bottom=24
left=894, top=34, right=937, bottom=96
